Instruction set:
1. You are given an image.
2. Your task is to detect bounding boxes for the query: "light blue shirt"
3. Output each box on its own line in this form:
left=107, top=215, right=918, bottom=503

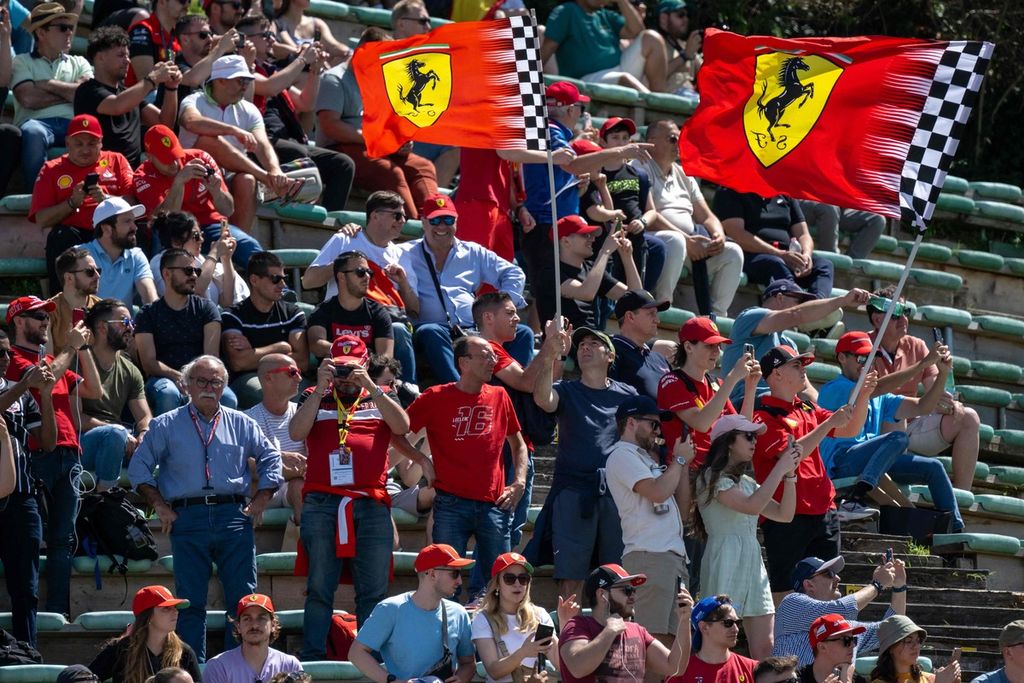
left=972, top=668, right=1010, bottom=683
left=722, top=307, right=797, bottom=405
left=204, top=645, right=302, bottom=683
left=817, top=374, right=905, bottom=471
left=83, top=241, right=154, bottom=306
left=128, top=404, right=283, bottom=501
left=402, top=237, right=525, bottom=327
left=356, top=592, right=474, bottom=680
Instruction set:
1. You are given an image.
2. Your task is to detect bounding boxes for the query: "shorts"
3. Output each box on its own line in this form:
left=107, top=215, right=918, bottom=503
left=551, top=488, right=624, bottom=582
left=623, top=550, right=687, bottom=635
left=761, top=510, right=840, bottom=592
left=387, top=482, right=427, bottom=517
left=906, top=412, right=951, bottom=455
left=581, top=38, right=645, bottom=85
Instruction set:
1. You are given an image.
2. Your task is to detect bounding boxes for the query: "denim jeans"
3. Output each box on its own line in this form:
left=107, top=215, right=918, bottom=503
left=744, top=251, right=836, bottom=299
left=170, top=502, right=257, bottom=662
left=80, top=425, right=129, bottom=487
left=432, top=490, right=511, bottom=600
left=413, top=323, right=533, bottom=384
left=30, top=447, right=80, bottom=617
left=145, top=377, right=238, bottom=417
left=392, top=322, right=417, bottom=386
left=829, top=432, right=964, bottom=531
left=298, top=493, right=392, bottom=659
left=0, top=494, right=42, bottom=646
left=201, top=223, right=264, bottom=272
left=229, top=372, right=262, bottom=411
left=20, top=117, right=70, bottom=187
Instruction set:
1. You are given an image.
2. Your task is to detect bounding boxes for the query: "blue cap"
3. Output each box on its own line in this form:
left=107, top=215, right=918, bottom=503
left=791, top=555, right=845, bottom=592
left=690, top=595, right=736, bottom=652
left=762, top=279, right=816, bottom=302
left=615, top=395, right=674, bottom=422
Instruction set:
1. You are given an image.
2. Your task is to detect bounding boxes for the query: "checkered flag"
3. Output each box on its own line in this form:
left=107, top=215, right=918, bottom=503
left=899, top=41, right=994, bottom=228
left=508, top=14, right=548, bottom=151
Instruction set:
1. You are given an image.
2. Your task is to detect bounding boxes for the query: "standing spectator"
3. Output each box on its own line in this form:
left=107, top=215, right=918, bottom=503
left=400, top=335, right=528, bottom=600
left=676, top=596, right=757, bottom=683
left=288, top=336, right=410, bottom=650
left=799, top=200, right=886, bottom=260
left=126, top=0, right=184, bottom=88
left=307, top=252, right=395, bottom=361
left=83, top=197, right=159, bottom=306
left=716, top=188, right=835, bottom=302
left=29, top=114, right=134, bottom=293
left=222, top=252, right=309, bottom=408
left=134, top=247, right=230, bottom=415
left=797, top=614, right=866, bottom=683
left=529, top=327, right=637, bottom=601
left=755, top=657, right=799, bottom=683
left=48, top=247, right=101, bottom=352
left=0, top=7, right=24, bottom=194
left=204, top=594, right=303, bottom=683
left=74, top=26, right=181, bottom=167
left=610, top=289, right=673, bottom=398
left=13, top=2, right=92, bottom=186
left=774, top=555, right=905, bottom=666
left=973, top=620, right=1024, bottom=683
left=605, top=396, right=692, bottom=650
left=204, top=0, right=243, bottom=37
left=869, top=616, right=960, bottom=683
left=150, top=211, right=246, bottom=308
left=128, top=355, right=283, bottom=661
left=348, top=544, right=477, bottom=683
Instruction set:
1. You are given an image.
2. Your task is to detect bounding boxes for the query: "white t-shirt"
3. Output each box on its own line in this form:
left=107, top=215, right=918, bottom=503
left=470, top=606, right=554, bottom=683
left=310, top=230, right=420, bottom=300
left=179, top=89, right=264, bottom=151
left=605, top=439, right=686, bottom=556
left=245, top=401, right=305, bottom=455
left=637, top=159, right=704, bottom=235
left=150, top=251, right=249, bottom=305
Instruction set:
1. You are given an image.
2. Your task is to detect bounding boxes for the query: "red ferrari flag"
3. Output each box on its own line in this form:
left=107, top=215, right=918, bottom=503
left=680, top=30, right=993, bottom=226
left=352, top=14, right=547, bottom=158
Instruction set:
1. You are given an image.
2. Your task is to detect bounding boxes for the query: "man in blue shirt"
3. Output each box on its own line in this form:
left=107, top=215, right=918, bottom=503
left=973, top=620, right=1024, bottom=683
left=83, top=197, right=159, bottom=307
left=817, top=332, right=963, bottom=531
left=128, top=354, right=283, bottom=661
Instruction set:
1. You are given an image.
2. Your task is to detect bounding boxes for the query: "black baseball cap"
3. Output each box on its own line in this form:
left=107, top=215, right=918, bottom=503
left=762, top=279, right=816, bottom=302
left=760, top=344, right=815, bottom=378
left=584, top=564, right=647, bottom=605
left=615, top=395, right=674, bottom=422
left=791, top=555, right=846, bottom=592
left=614, top=289, right=670, bottom=320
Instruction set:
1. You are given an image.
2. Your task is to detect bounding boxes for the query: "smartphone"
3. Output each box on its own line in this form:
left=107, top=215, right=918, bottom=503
left=313, top=26, right=322, bottom=42
left=744, top=343, right=755, bottom=360
left=885, top=547, right=894, bottom=563
left=534, top=623, right=554, bottom=670
left=72, top=308, right=86, bottom=326
left=832, top=666, right=843, bottom=679
left=951, top=647, right=961, bottom=663
left=236, top=32, right=246, bottom=49
left=787, top=434, right=795, bottom=450
left=38, top=344, right=46, bottom=365
left=932, top=327, right=944, bottom=344
left=84, top=172, right=99, bottom=190
left=220, top=218, right=231, bottom=240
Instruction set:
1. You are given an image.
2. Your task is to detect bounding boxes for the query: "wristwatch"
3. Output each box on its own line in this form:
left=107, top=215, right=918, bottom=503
left=870, top=579, right=885, bottom=593
left=386, top=675, right=397, bottom=683
left=674, top=456, right=687, bottom=467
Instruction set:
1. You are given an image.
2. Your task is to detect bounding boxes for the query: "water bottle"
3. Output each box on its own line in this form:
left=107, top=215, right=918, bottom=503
left=581, top=111, right=592, bottom=132
left=789, top=237, right=802, bottom=253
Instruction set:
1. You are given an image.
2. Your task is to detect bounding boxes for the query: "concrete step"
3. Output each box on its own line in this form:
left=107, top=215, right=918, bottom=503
left=861, top=601, right=1021, bottom=625
left=845, top=585, right=1024, bottom=608
left=837, top=562, right=988, bottom=589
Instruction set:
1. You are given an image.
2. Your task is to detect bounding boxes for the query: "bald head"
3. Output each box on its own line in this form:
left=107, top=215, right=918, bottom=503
left=258, top=353, right=296, bottom=379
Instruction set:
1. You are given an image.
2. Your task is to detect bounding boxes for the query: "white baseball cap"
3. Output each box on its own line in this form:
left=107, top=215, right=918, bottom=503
left=209, top=55, right=255, bottom=82
left=93, top=197, right=146, bottom=228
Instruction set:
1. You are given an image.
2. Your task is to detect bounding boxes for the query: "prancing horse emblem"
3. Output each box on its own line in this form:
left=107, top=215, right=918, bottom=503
left=397, top=58, right=440, bottom=112
left=756, top=56, right=814, bottom=142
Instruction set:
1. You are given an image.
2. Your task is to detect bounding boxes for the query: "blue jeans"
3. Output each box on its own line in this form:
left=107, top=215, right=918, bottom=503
left=30, top=447, right=80, bottom=617
left=146, top=377, right=238, bottom=417
left=392, top=322, right=417, bottom=386
left=413, top=323, right=533, bottom=384
left=80, top=425, right=129, bottom=487
left=299, top=493, right=392, bottom=659
left=829, top=432, right=964, bottom=531
left=744, top=251, right=835, bottom=299
left=201, top=223, right=264, bottom=272
left=432, top=490, right=511, bottom=600
left=170, top=502, right=257, bottom=662
left=0, top=494, right=42, bottom=646
left=20, top=117, right=70, bottom=186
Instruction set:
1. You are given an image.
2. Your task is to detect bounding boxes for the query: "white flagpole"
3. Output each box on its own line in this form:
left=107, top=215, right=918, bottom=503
left=546, top=144, right=562, bottom=328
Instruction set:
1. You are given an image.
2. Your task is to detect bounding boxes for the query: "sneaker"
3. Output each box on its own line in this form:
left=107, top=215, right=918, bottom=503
left=836, top=499, right=880, bottom=522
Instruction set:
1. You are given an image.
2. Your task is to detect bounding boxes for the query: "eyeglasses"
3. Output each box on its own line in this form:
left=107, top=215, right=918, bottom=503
left=825, top=635, right=859, bottom=647
left=268, top=366, right=301, bottom=378
left=613, top=585, right=638, bottom=597
left=501, top=573, right=531, bottom=586
left=341, top=267, right=373, bottom=278
left=188, top=231, right=204, bottom=242
left=191, top=377, right=226, bottom=389
left=470, top=352, right=498, bottom=362
left=20, top=312, right=50, bottom=322
left=168, top=266, right=202, bottom=277
left=375, top=209, right=406, bottom=221
left=428, top=216, right=456, bottom=226
left=0, top=349, right=11, bottom=358
left=708, top=618, right=742, bottom=628
left=70, top=266, right=102, bottom=277
left=49, top=23, right=75, bottom=32
left=400, top=16, right=431, bottom=25
left=182, top=30, right=213, bottom=39
left=105, top=317, right=135, bottom=329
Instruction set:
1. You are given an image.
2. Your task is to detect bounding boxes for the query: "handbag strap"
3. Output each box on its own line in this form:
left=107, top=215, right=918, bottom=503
left=441, top=600, right=450, bottom=652
left=485, top=613, right=528, bottom=683
left=420, top=241, right=455, bottom=328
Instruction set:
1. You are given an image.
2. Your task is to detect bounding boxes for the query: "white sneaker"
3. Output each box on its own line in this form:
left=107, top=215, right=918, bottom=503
left=837, top=499, right=880, bottom=522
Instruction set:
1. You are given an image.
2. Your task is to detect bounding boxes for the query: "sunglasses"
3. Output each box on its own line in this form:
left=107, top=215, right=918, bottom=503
left=737, top=431, right=758, bottom=442
left=49, top=23, right=75, bottom=32
left=0, top=348, right=11, bottom=358
left=401, top=16, right=431, bottom=25
left=341, top=267, right=373, bottom=278
left=501, top=573, right=531, bottom=586
left=375, top=209, right=406, bottom=221
left=825, top=636, right=859, bottom=647
left=853, top=354, right=870, bottom=365
left=217, top=0, right=243, bottom=7
left=434, top=568, right=461, bottom=579
left=633, top=417, right=662, bottom=430
left=70, top=266, right=102, bottom=277
left=183, top=30, right=213, bottom=39
left=668, top=135, right=679, bottom=143
left=428, top=216, right=456, bottom=226
left=20, top=312, right=50, bottom=322
left=168, top=266, right=202, bottom=277
left=188, top=231, right=204, bottom=242
left=815, top=569, right=838, bottom=579
left=268, top=366, right=301, bottom=378
left=708, top=618, right=742, bottom=628
left=259, top=273, right=287, bottom=284
left=614, top=585, right=638, bottom=597
left=105, top=317, right=135, bottom=329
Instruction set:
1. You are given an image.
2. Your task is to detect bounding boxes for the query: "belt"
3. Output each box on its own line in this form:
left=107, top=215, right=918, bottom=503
left=170, top=494, right=247, bottom=509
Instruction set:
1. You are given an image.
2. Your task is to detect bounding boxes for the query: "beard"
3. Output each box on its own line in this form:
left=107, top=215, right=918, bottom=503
left=114, top=232, right=138, bottom=249
left=107, top=327, right=129, bottom=351
left=25, top=327, right=48, bottom=347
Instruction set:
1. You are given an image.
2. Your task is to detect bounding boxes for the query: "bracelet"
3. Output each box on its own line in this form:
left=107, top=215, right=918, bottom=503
left=145, top=76, right=157, bottom=89
left=67, top=197, right=78, bottom=210
left=892, top=585, right=908, bottom=593
left=783, top=475, right=798, bottom=481
left=870, top=579, right=885, bottom=593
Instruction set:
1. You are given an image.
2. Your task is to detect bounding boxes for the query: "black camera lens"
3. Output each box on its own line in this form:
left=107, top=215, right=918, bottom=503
left=334, top=366, right=354, bottom=378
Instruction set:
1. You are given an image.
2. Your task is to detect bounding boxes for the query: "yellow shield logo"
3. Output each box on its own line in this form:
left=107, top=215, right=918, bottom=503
left=744, top=52, right=844, bottom=167
left=382, top=48, right=452, bottom=128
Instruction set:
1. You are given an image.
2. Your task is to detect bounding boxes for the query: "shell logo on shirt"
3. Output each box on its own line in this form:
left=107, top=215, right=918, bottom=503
left=57, top=175, right=73, bottom=189
left=783, top=417, right=799, bottom=429
left=99, top=158, right=109, bottom=168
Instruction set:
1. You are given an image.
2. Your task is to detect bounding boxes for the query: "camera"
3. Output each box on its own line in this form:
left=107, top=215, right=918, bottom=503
left=334, top=365, right=354, bottom=379
left=205, top=166, right=216, bottom=178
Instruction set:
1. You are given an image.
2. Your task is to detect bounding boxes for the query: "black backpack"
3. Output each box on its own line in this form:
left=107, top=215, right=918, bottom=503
left=76, top=488, right=159, bottom=574
left=0, top=628, right=42, bottom=666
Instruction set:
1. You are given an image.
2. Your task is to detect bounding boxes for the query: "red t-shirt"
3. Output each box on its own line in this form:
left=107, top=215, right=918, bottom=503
left=6, top=346, right=82, bottom=450
left=134, top=150, right=228, bottom=226
left=455, top=148, right=514, bottom=208
left=657, top=370, right=736, bottom=467
left=669, top=652, right=757, bottom=683
left=299, top=388, right=393, bottom=496
left=407, top=383, right=520, bottom=503
left=488, top=339, right=518, bottom=374
left=30, top=152, right=135, bottom=229
left=559, top=616, right=654, bottom=683
left=752, top=395, right=836, bottom=516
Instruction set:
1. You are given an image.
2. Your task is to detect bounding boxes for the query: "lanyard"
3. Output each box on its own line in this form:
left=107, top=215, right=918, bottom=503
left=333, top=389, right=362, bottom=449
left=189, top=407, right=222, bottom=490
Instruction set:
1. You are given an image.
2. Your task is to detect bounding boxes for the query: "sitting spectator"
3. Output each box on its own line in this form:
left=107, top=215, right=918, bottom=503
left=865, top=289, right=980, bottom=490
left=799, top=200, right=886, bottom=260
left=692, top=415, right=800, bottom=659
left=88, top=585, right=201, bottom=683
left=641, top=120, right=744, bottom=317
left=80, top=299, right=152, bottom=491
left=179, top=55, right=301, bottom=233
left=29, top=114, right=134, bottom=293
left=405, top=193, right=533, bottom=383
left=716, top=188, right=835, bottom=302
left=75, top=26, right=181, bottom=167
left=222, top=252, right=308, bottom=408
left=13, top=2, right=92, bottom=187
left=134, top=247, right=233, bottom=415
left=818, top=331, right=965, bottom=531
left=84, top=197, right=159, bottom=306
left=171, top=14, right=237, bottom=101
left=560, top=565, right=692, bottom=682
left=204, top=594, right=303, bottom=683
left=150, top=211, right=246, bottom=308
left=610, top=290, right=672, bottom=398
left=48, top=247, right=101, bottom=352
left=756, top=657, right=799, bottom=683
left=973, top=620, right=1024, bottom=683
left=272, top=0, right=349, bottom=65
left=203, top=0, right=243, bottom=37
left=654, top=0, right=701, bottom=95
left=797, top=614, right=865, bottom=683
left=239, top=15, right=355, bottom=212
left=774, top=555, right=904, bottom=666
left=541, top=0, right=667, bottom=92
left=676, top=595, right=757, bottom=683
left=870, top=616, right=959, bottom=683
left=126, top=0, right=184, bottom=88
left=558, top=215, right=642, bottom=330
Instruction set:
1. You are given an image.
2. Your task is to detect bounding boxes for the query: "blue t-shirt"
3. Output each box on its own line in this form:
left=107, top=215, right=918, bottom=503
left=971, top=669, right=1010, bottom=683
left=10, top=0, right=31, bottom=55
left=523, top=119, right=577, bottom=224
left=83, top=241, right=154, bottom=306
left=817, top=374, right=904, bottom=471
left=552, top=379, right=637, bottom=484
left=355, top=593, right=474, bottom=680
left=722, top=307, right=797, bottom=405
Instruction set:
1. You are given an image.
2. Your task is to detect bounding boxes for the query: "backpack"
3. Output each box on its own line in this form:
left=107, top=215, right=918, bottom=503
left=76, top=488, right=159, bottom=573
left=325, top=612, right=359, bottom=661
left=0, top=628, right=42, bottom=666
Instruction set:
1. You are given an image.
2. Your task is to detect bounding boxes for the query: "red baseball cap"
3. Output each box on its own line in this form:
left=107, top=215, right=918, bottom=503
left=236, top=593, right=275, bottom=617
left=68, top=114, right=103, bottom=139
left=836, top=331, right=873, bottom=356
left=132, top=585, right=189, bottom=617
left=6, top=296, right=56, bottom=325
left=678, top=316, right=731, bottom=345
left=331, top=335, right=369, bottom=366
left=421, top=193, right=458, bottom=220
left=809, top=613, right=866, bottom=650
left=599, top=117, right=637, bottom=140
left=571, top=138, right=603, bottom=155
left=414, top=543, right=475, bottom=573
left=144, top=125, right=186, bottom=165
left=491, top=552, right=534, bottom=577
left=545, top=81, right=590, bottom=106
left=556, top=214, right=600, bottom=238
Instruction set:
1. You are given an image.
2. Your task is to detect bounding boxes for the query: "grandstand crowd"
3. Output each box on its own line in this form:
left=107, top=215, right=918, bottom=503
left=0, top=1, right=1018, bottom=683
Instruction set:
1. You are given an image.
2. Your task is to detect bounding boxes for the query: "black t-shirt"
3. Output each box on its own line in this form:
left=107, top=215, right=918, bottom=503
left=713, top=188, right=805, bottom=248
left=609, top=334, right=671, bottom=399
left=587, top=164, right=649, bottom=221
left=134, top=295, right=221, bottom=370
left=74, top=79, right=144, bottom=167
left=560, top=260, right=618, bottom=330
left=222, top=298, right=307, bottom=349
left=308, top=298, right=393, bottom=349
left=89, top=636, right=203, bottom=683
left=258, top=60, right=307, bottom=144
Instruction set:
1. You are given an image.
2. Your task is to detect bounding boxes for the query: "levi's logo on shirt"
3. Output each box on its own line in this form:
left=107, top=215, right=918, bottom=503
left=331, top=323, right=372, bottom=340
left=452, top=406, right=493, bottom=439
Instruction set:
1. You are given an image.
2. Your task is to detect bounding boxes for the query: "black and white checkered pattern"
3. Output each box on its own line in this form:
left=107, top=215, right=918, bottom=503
left=508, top=15, right=548, bottom=151
left=899, top=40, right=993, bottom=228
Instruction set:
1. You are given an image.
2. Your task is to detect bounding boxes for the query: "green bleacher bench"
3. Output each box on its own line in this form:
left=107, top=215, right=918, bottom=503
left=714, top=316, right=734, bottom=336
left=956, top=384, right=1013, bottom=408
left=543, top=74, right=588, bottom=92
left=972, top=494, right=1024, bottom=519
left=0, top=258, right=47, bottom=276
left=308, top=0, right=352, bottom=19
left=255, top=552, right=298, bottom=573
left=813, top=251, right=853, bottom=271
left=326, top=210, right=366, bottom=226
left=956, top=249, right=1005, bottom=272
left=935, top=456, right=989, bottom=481
left=909, top=268, right=961, bottom=291
left=915, top=305, right=973, bottom=328
left=810, top=338, right=837, bottom=360
left=0, top=194, right=31, bottom=212
left=158, top=555, right=216, bottom=573
left=658, top=307, right=694, bottom=330
left=932, top=532, right=1021, bottom=556
left=979, top=423, right=995, bottom=443
left=346, top=5, right=393, bottom=27
left=942, top=176, right=970, bottom=194
left=973, top=314, right=1024, bottom=337
left=994, top=429, right=1024, bottom=448
left=906, top=484, right=975, bottom=509
left=1004, top=257, right=1024, bottom=276
left=787, top=330, right=812, bottom=353
left=527, top=506, right=541, bottom=525
left=393, top=551, right=417, bottom=574
left=260, top=507, right=293, bottom=528
left=392, top=507, right=418, bottom=526
left=851, top=258, right=902, bottom=280
left=75, top=611, right=134, bottom=631
left=206, top=611, right=228, bottom=629
left=643, top=91, right=698, bottom=115
left=989, top=466, right=1024, bottom=486
left=855, top=657, right=932, bottom=676
left=806, top=362, right=840, bottom=383
left=0, top=612, right=66, bottom=631
left=402, top=220, right=424, bottom=239
left=0, top=664, right=69, bottom=683
left=873, top=235, right=898, bottom=253
left=274, top=203, right=329, bottom=223
left=935, top=193, right=975, bottom=213
left=1014, top=394, right=1024, bottom=409
left=296, top=301, right=315, bottom=317
left=72, top=557, right=153, bottom=574
left=269, top=249, right=320, bottom=269
left=974, top=200, right=1024, bottom=224
left=301, top=661, right=366, bottom=681
left=586, top=83, right=642, bottom=106
left=969, top=360, right=1022, bottom=383
left=899, top=241, right=952, bottom=263
left=951, top=355, right=971, bottom=377
left=969, top=181, right=1023, bottom=203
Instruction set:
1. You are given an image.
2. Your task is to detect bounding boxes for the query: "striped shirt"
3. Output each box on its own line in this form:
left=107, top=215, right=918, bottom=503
left=244, top=402, right=306, bottom=455
left=773, top=591, right=893, bottom=666
left=0, top=378, right=42, bottom=496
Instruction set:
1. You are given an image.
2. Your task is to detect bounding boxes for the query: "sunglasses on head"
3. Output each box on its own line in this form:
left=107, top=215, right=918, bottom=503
left=70, top=266, right=102, bottom=277
left=268, top=366, right=301, bottom=378
left=341, top=267, right=373, bottom=278
left=825, top=635, right=859, bottom=647
left=501, top=572, right=531, bottom=586
left=428, top=215, right=456, bottom=226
